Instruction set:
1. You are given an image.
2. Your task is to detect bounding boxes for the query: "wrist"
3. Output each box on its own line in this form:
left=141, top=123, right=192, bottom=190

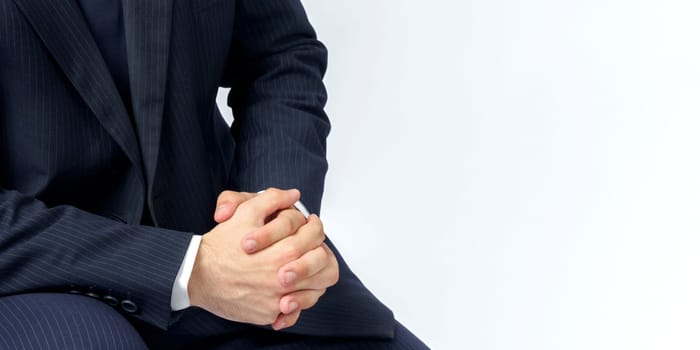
left=171, top=235, right=201, bottom=310
left=187, top=236, right=210, bottom=309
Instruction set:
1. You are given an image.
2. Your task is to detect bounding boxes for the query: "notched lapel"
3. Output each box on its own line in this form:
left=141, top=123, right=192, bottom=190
left=123, top=0, right=173, bottom=188
left=10, top=0, right=144, bottom=178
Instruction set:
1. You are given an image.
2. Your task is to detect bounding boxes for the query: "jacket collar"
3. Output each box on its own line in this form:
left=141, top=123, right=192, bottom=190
left=11, top=0, right=174, bottom=191
left=11, top=0, right=144, bottom=175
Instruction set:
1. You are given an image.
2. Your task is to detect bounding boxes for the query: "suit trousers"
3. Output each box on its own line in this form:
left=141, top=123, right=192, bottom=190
left=0, top=293, right=148, bottom=350
left=0, top=294, right=429, bottom=349
left=135, top=313, right=429, bottom=350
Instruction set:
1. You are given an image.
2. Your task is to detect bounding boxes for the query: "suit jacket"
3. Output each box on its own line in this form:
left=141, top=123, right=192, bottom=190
left=0, top=0, right=394, bottom=339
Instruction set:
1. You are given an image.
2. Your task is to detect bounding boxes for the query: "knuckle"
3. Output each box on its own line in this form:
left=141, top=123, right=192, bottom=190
left=332, top=268, right=340, bottom=284
left=280, top=208, right=295, bottom=220
left=329, top=262, right=340, bottom=285
left=293, top=261, right=309, bottom=278
left=312, top=221, right=325, bottom=242
left=293, top=210, right=306, bottom=226
left=315, top=229, right=326, bottom=244
left=281, top=244, right=301, bottom=262
left=231, top=193, right=247, bottom=205
left=217, top=190, right=233, bottom=203
left=292, top=219, right=304, bottom=230
left=304, top=298, right=319, bottom=310
left=275, top=212, right=293, bottom=233
left=238, top=200, right=253, bottom=211
left=330, top=271, right=340, bottom=286
left=282, top=215, right=301, bottom=234
left=325, top=246, right=335, bottom=260
left=320, top=251, right=332, bottom=269
left=254, top=226, right=271, bottom=244
left=266, top=192, right=284, bottom=204
left=323, top=243, right=335, bottom=257
left=307, top=290, right=322, bottom=303
left=292, top=294, right=306, bottom=308
left=315, top=216, right=325, bottom=230
left=265, top=187, right=283, bottom=198
left=332, top=254, right=340, bottom=270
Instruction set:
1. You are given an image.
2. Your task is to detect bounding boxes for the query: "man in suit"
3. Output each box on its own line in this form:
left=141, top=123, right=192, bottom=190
left=0, top=0, right=428, bottom=348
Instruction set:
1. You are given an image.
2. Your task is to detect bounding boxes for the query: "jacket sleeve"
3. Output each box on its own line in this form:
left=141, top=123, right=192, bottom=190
left=0, top=187, right=193, bottom=330
left=223, top=0, right=331, bottom=215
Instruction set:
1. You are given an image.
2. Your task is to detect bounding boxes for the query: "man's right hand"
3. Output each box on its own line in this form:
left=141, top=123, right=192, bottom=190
left=187, top=189, right=338, bottom=329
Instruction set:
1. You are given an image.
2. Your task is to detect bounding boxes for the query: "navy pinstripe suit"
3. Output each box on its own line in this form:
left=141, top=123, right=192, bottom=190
left=0, top=0, right=428, bottom=348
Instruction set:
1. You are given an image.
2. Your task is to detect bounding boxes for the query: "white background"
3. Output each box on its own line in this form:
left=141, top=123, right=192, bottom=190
left=218, top=1, right=700, bottom=348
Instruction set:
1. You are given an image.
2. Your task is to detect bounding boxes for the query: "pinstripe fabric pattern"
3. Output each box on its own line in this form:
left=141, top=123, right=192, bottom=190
left=223, top=0, right=396, bottom=338
left=0, top=293, right=148, bottom=349
left=226, top=0, right=331, bottom=214
left=0, top=0, right=397, bottom=342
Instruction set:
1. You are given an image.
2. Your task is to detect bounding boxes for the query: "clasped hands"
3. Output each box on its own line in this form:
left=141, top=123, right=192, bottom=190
left=187, top=188, right=339, bottom=331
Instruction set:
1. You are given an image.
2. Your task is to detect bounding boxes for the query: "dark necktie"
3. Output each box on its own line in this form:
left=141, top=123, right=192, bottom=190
left=75, top=0, right=132, bottom=114
left=76, top=0, right=156, bottom=224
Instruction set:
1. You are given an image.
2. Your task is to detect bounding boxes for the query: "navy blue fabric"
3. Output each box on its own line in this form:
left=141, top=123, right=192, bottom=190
left=75, top=0, right=132, bottom=113
left=0, top=0, right=405, bottom=345
left=135, top=319, right=428, bottom=350
left=204, top=322, right=429, bottom=350
left=0, top=293, right=148, bottom=350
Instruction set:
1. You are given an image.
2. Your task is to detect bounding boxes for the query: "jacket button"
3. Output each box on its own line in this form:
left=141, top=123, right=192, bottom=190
left=103, top=295, right=119, bottom=307
left=86, top=292, right=101, bottom=299
left=120, top=299, right=139, bottom=314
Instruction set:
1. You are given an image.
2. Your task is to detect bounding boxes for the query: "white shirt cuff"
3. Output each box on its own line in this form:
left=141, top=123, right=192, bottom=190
left=293, top=200, right=310, bottom=218
left=170, top=235, right=202, bottom=311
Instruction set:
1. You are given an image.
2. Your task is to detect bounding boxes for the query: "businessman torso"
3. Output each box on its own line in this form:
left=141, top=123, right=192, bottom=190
left=0, top=0, right=394, bottom=341
left=0, top=0, right=237, bottom=232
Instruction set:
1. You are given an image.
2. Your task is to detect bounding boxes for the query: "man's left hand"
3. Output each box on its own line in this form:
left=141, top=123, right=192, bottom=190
left=213, top=190, right=339, bottom=330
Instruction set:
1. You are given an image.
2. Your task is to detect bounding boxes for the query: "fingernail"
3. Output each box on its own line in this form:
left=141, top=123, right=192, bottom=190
left=284, top=271, right=297, bottom=285
left=243, top=239, right=257, bottom=252
left=288, top=302, right=299, bottom=313
left=216, top=203, right=230, bottom=211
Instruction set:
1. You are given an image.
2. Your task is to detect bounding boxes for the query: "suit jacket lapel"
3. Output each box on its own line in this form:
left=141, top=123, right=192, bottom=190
left=10, top=0, right=144, bottom=177
left=123, top=0, right=173, bottom=188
